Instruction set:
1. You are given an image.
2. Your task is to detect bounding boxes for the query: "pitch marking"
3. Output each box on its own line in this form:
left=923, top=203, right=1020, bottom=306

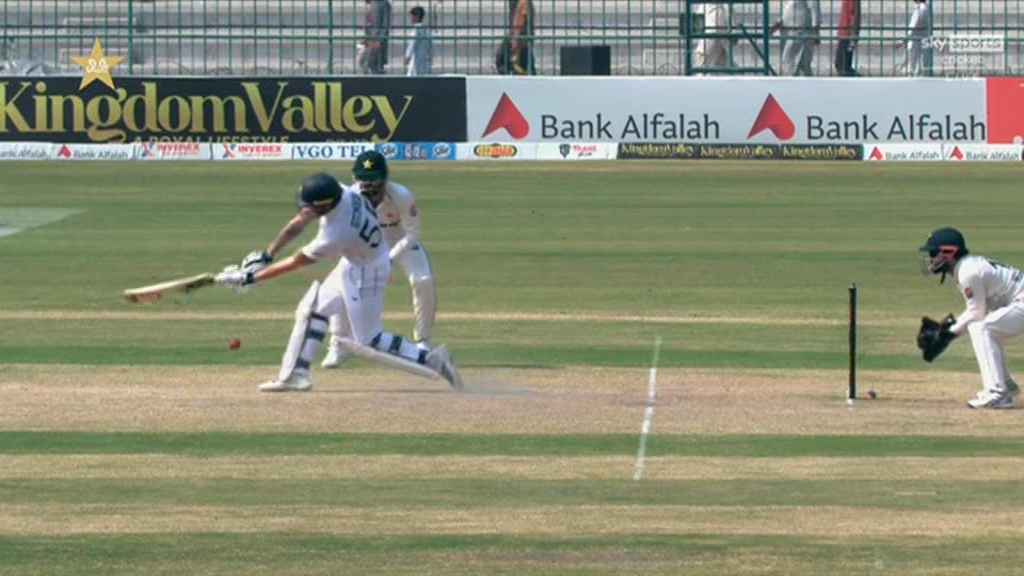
left=0, top=310, right=909, bottom=327
left=0, top=208, right=83, bottom=239
left=633, top=336, right=662, bottom=481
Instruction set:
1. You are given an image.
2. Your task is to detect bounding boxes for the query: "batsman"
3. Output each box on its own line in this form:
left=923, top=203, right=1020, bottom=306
left=214, top=170, right=463, bottom=392
left=321, top=151, right=438, bottom=369
left=918, top=227, right=1024, bottom=409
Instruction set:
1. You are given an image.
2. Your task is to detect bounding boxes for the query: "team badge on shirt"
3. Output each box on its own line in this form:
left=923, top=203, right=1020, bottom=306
left=964, top=287, right=974, bottom=299
left=410, top=204, right=418, bottom=217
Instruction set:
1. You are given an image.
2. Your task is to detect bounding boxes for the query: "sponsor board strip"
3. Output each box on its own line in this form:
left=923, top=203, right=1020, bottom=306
left=0, top=142, right=1018, bottom=162
left=467, top=77, right=992, bottom=146
left=616, top=142, right=863, bottom=161
left=864, top=143, right=1023, bottom=162
left=0, top=76, right=467, bottom=144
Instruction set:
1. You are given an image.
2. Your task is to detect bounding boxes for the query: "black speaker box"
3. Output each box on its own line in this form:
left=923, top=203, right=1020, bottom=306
left=560, top=45, right=611, bottom=76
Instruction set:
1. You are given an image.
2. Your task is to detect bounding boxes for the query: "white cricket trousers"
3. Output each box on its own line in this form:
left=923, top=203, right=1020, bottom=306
left=393, top=244, right=433, bottom=283
left=319, top=256, right=390, bottom=344
left=281, top=255, right=396, bottom=381
left=967, top=301, right=1024, bottom=393
left=330, top=243, right=436, bottom=345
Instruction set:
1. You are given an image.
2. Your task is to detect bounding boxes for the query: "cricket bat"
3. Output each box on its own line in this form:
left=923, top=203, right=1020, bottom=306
left=123, top=273, right=216, bottom=304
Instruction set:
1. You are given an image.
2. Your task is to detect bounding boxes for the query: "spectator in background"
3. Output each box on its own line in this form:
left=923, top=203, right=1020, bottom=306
left=833, top=0, right=861, bottom=76
left=496, top=0, right=536, bottom=75
left=897, top=0, right=930, bottom=76
left=771, top=0, right=822, bottom=75
left=358, top=0, right=392, bottom=74
left=405, top=6, right=432, bottom=75
left=693, top=3, right=736, bottom=74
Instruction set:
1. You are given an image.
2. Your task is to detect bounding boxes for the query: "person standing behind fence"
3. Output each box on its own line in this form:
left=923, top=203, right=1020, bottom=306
left=358, top=0, right=392, bottom=74
left=833, top=0, right=861, bottom=76
left=897, top=0, right=930, bottom=76
left=771, top=0, right=821, bottom=75
left=496, top=0, right=536, bottom=75
left=693, top=3, right=736, bottom=74
left=405, top=6, right=432, bottom=76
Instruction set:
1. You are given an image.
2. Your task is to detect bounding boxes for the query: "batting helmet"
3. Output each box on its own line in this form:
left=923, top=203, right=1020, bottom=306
left=296, top=172, right=343, bottom=213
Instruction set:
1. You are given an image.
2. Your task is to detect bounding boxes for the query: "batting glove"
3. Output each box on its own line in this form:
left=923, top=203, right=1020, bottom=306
left=215, top=265, right=255, bottom=292
left=241, top=250, right=273, bottom=273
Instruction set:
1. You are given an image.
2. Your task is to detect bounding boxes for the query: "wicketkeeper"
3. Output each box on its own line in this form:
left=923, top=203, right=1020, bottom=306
left=918, top=227, right=1024, bottom=409
left=321, top=151, right=438, bottom=369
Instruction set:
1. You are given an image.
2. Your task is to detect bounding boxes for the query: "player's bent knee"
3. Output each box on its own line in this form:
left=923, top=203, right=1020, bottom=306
left=969, top=321, right=1003, bottom=341
left=294, top=280, right=321, bottom=320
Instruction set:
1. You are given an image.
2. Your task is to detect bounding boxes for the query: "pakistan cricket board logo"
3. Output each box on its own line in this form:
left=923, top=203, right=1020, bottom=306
left=558, top=143, right=571, bottom=158
left=71, top=38, right=124, bottom=91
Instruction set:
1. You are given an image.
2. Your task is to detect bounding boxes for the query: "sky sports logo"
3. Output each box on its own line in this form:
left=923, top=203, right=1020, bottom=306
left=921, top=34, right=1005, bottom=53
left=923, top=34, right=1006, bottom=75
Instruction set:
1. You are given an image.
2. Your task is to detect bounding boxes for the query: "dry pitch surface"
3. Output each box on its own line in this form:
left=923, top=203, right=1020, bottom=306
left=0, top=364, right=1006, bottom=435
left=3, top=365, right=1024, bottom=543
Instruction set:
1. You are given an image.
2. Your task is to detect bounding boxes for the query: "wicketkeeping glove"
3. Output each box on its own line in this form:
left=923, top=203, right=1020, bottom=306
left=916, top=314, right=957, bottom=363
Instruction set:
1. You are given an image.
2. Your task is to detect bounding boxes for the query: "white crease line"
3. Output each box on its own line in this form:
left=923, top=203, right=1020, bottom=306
left=634, top=336, right=662, bottom=481
left=0, top=310, right=910, bottom=327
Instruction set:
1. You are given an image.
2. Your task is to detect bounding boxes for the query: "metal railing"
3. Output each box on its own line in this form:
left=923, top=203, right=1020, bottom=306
left=0, top=1, right=1020, bottom=77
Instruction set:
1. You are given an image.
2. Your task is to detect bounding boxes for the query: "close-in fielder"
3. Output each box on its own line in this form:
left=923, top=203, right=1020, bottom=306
left=322, top=151, right=438, bottom=368
left=920, top=227, right=1024, bottom=408
left=215, top=171, right=463, bottom=392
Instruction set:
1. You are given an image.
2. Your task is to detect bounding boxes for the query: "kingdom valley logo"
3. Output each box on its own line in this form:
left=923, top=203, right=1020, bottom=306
left=482, top=93, right=530, bottom=139
left=748, top=94, right=796, bottom=141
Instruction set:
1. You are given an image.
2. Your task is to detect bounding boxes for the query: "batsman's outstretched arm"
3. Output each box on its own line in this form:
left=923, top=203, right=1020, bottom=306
left=266, top=209, right=317, bottom=260
left=216, top=252, right=316, bottom=289
left=253, top=252, right=316, bottom=284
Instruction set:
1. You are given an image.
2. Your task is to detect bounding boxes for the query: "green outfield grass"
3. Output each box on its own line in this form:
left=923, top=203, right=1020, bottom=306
left=2, top=161, right=1024, bottom=575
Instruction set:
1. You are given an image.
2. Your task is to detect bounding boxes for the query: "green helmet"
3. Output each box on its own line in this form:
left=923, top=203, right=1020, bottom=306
left=352, top=150, right=389, bottom=182
left=296, top=172, right=343, bottom=213
left=920, top=227, right=969, bottom=278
